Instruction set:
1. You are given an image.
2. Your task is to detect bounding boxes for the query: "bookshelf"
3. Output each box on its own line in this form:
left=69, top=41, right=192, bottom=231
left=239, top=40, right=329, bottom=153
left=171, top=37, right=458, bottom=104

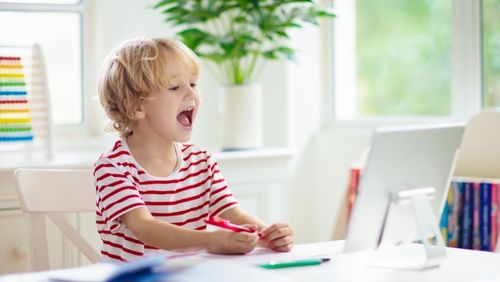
left=450, top=110, right=500, bottom=252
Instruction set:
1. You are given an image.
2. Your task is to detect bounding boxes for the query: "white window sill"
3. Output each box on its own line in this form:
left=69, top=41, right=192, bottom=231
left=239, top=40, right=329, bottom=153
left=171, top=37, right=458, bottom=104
left=1, top=131, right=295, bottom=172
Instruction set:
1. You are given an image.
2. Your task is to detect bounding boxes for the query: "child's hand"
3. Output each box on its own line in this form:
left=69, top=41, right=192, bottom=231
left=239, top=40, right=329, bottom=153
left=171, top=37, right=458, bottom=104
left=259, top=223, right=294, bottom=252
left=206, top=228, right=259, bottom=254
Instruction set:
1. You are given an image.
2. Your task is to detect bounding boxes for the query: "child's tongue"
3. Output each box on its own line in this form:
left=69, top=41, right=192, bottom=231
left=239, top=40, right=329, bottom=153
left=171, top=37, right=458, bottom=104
left=177, top=112, right=190, bottom=126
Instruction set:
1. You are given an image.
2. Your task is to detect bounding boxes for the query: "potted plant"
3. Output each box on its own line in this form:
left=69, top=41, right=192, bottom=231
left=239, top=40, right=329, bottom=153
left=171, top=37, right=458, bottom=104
left=153, top=0, right=335, bottom=150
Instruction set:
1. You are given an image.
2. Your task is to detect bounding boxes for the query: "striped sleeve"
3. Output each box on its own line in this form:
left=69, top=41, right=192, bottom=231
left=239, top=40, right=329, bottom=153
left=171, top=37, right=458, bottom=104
left=94, top=157, right=146, bottom=231
left=207, top=154, right=238, bottom=216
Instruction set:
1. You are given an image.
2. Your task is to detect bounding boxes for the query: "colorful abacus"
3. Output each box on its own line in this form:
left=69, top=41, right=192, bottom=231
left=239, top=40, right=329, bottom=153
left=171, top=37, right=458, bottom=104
left=0, top=56, right=34, bottom=142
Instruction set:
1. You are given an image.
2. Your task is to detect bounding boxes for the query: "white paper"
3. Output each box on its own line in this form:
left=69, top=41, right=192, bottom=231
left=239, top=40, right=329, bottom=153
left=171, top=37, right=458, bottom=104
left=48, top=263, right=118, bottom=282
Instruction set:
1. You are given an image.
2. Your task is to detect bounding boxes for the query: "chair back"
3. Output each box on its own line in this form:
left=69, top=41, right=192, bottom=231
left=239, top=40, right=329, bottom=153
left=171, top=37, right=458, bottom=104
left=454, top=110, right=500, bottom=178
left=14, top=168, right=100, bottom=270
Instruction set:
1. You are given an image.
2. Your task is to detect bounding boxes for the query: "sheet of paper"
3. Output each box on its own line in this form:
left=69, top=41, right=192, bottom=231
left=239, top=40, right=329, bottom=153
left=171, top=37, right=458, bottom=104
left=166, top=261, right=294, bottom=282
left=48, top=263, right=118, bottom=282
left=195, top=240, right=345, bottom=265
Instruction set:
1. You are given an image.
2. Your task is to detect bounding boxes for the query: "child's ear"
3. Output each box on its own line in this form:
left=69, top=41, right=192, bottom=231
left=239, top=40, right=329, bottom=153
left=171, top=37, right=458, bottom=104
left=131, top=104, right=146, bottom=120
left=129, top=100, right=146, bottom=120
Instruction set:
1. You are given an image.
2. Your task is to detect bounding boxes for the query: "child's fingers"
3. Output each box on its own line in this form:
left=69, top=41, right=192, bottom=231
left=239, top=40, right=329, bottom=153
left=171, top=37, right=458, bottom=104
left=236, top=244, right=256, bottom=254
left=260, top=223, right=289, bottom=238
left=232, top=232, right=259, bottom=253
left=267, top=235, right=293, bottom=249
left=208, top=230, right=258, bottom=254
left=261, top=224, right=293, bottom=242
left=233, top=231, right=259, bottom=243
left=270, top=243, right=294, bottom=252
left=259, top=223, right=294, bottom=252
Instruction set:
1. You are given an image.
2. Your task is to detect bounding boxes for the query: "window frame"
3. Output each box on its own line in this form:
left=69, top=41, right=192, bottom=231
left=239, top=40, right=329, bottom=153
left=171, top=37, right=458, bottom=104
left=328, top=0, right=483, bottom=126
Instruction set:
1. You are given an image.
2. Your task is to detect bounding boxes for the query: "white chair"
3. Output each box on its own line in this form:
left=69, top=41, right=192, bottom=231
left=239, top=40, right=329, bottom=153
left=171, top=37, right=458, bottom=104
left=14, top=168, right=100, bottom=271
left=454, top=109, right=500, bottom=179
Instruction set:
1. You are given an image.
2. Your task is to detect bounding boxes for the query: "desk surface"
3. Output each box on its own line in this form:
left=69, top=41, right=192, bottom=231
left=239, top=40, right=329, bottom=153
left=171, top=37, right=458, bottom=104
left=2, top=241, right=500, bottom=282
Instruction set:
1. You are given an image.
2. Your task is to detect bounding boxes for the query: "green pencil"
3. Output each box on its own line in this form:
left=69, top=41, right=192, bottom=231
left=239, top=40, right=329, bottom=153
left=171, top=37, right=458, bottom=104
left=259, top=258, right=331, bottom=269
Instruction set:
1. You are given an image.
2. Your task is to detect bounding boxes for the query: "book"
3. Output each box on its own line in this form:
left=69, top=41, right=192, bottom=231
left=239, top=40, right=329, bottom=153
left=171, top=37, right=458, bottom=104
left=346, top=166, right=362, bottom=221
left=473, top=181, right=480, bottom=250
left=448, top=181, right=462, bottom=247
left=461, top=181, right=473, bottom=249
left=440, top=197, right=448, bottom=242
left=480, top=182, right=491, bottom=251
left=492, top=182, right=498, bottom=251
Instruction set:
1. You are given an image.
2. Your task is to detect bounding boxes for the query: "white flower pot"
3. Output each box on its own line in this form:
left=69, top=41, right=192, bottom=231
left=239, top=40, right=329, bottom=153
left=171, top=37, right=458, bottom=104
left=218, top=84, right=263, bottom=150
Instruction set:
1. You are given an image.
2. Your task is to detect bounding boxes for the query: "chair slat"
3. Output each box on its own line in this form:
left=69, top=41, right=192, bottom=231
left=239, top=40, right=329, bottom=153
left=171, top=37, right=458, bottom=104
left=14, top=168, right=100, bottom=270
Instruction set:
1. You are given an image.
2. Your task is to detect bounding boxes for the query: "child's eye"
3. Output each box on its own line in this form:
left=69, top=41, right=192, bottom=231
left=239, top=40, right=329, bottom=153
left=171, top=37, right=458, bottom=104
left=190, top=83, right=197, bottom=88
left=168, top=86, right=179, bottom=91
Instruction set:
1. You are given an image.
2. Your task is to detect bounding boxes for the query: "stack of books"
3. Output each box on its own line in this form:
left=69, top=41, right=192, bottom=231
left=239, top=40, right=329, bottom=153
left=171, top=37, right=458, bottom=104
left=440, top=177, right=499, bottom=252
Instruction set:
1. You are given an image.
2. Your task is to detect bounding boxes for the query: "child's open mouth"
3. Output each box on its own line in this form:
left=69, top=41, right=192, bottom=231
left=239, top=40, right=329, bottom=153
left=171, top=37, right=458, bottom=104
left=177, top=106, right=194, bottom=128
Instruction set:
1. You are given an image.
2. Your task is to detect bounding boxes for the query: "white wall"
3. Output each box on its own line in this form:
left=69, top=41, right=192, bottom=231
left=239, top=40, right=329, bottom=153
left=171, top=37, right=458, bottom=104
left=281, top=17, right=371, bottom=243
left=83, top=0, right=368, bottom=244
left=84, top=0, right=173, bottom=139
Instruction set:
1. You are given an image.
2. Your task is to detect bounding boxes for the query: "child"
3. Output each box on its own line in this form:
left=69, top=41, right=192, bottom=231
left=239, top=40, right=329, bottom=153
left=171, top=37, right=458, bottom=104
left=94, top=37, right=294, bottom=262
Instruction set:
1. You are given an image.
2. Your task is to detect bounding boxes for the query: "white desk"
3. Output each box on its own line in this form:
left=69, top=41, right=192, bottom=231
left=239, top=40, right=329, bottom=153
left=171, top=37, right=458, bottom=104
left=2, top=240, right=500, bottom=282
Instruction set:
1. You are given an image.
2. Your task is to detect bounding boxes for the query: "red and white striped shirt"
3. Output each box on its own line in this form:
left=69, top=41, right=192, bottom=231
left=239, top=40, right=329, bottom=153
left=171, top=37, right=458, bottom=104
left=94, top=140, right=238, bottom=262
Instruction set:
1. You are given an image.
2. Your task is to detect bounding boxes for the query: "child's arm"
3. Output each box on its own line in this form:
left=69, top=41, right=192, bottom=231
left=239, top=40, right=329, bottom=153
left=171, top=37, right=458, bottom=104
left=121, top=207, right=259, bottom=254
left=219, top=207, right=294, bottom=252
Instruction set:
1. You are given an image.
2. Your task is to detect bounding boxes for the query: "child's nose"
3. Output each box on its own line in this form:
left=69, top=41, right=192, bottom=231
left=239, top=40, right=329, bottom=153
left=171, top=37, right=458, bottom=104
left=186, top=85, right=198, bottom=97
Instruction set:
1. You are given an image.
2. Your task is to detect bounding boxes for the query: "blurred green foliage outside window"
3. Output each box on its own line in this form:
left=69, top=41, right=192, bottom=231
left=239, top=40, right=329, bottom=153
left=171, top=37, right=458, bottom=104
left=483, top=0, right=500, bottom=107
left=356, top=0, right=451, bottom=117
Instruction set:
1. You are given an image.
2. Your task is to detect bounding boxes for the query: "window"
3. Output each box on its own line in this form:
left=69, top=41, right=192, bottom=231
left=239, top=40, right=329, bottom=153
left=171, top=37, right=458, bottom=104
left=333, top=0, right=488, bottom=121
left=483, top=0, right=500, bottom=107
left=0, top=0, right=83, bottom=125
left=1, top=0, right=79, bottom=3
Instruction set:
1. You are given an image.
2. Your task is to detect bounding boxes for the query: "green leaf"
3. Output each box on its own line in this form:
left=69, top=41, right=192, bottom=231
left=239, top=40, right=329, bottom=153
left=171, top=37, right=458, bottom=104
left=316, top=10, right=337, bottom=18
left=162, top=6, right=181, bottom=16
left=234, top=15, right=247, bottom=23
left=275, top=46, right=296, bottom=61
left=263, top=46, right=296, bottom=61
left=199, top=52, right=226, bottom=64
left=153, top=0, right=177, bottom=9
left=276, top=31, right=289, bottom=38
left=177, top=28, right=215, bottom=50
left=262, top=50, right=279, bottom=60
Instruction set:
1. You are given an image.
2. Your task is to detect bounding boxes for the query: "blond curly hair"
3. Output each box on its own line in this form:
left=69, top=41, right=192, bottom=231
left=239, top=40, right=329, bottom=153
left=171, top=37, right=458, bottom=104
left=98, top=37, right=200, bottom=138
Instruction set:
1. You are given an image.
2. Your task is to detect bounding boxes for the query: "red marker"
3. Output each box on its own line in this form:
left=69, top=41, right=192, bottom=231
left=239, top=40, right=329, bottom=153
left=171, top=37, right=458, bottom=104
left=204, top=216, right=261, bottom=236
